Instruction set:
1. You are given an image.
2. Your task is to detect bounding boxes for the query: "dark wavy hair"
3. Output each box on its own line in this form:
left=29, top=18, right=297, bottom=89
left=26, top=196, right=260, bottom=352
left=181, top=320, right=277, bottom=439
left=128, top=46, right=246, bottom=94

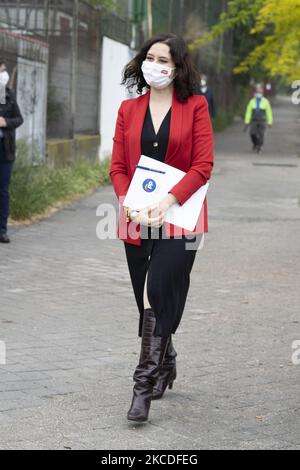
left=122, top=34, right=200, bottom=102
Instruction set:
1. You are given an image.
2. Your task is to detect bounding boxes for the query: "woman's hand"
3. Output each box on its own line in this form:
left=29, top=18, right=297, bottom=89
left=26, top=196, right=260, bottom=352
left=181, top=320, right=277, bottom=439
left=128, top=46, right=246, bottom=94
left=130, top=207, right=159, bottom=227
left=0, top=117, right=7, bottom=128
left=124, top=206, right=154, bottom=228
left=132, top=194, right=178, bottom=228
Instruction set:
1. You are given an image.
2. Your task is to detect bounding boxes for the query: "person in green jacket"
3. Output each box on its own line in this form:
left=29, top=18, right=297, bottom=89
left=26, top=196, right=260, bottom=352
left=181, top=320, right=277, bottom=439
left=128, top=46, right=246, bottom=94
left=244, top=84, right=273, bottom=154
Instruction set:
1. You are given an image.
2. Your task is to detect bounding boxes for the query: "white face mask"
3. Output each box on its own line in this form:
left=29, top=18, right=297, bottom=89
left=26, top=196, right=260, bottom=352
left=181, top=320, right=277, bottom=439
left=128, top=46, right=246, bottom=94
left=142, top=61, right=175, bottom=90
left=0, top=71, right=9, bottom=87
left=255, top=92, right=263, bottom=99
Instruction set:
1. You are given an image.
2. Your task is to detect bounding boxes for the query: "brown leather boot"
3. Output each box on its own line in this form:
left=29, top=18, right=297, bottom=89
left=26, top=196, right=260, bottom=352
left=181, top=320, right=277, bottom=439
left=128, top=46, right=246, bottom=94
left=127, top=308, right=169, bottom=423
left=152, top=337, right=177, bottom=400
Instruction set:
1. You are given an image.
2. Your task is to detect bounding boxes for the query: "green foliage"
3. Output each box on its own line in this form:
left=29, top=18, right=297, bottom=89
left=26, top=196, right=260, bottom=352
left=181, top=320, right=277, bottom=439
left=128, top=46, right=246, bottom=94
left=11, top=142, right=111, bottom=220
left=189, top=0, right=300, bottom=84
left=85, top=0, right=127, bottom=16
left=85, top=0, right=116, bottom=9
left=190, top=0, right=263, bottom=49
left=235, top=0, right=300, bottom=83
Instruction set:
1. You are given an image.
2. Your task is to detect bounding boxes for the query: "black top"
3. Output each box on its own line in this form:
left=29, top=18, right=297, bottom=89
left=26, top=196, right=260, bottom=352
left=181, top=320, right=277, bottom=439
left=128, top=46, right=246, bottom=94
left=141, top=105, right=172, bottom=162
left=0, top=87, right=24, bottom=161
left=140, top=105, right=172, bottom=240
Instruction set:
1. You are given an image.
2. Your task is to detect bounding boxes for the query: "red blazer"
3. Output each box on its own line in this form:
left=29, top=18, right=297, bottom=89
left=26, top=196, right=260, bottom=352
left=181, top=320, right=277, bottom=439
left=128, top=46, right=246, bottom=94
left=110, top=90, right=214, bottom=246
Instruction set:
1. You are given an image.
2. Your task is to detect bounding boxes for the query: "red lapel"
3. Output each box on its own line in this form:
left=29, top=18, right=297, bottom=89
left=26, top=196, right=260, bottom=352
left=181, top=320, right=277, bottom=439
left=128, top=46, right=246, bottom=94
left=165, top=90, right=183, bottom=166
left=128, top=89, right=183, bottom=174
left=128, top=92, right=150, bottom=175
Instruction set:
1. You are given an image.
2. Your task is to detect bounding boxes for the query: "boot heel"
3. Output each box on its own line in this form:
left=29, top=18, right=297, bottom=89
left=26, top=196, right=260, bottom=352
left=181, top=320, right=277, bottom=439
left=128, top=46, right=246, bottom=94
left=168, top=381, right=174, bottom=390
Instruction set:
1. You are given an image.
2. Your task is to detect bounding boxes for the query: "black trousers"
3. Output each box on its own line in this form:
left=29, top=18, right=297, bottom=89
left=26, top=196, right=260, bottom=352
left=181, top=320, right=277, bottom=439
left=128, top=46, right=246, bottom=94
left=124, top=226, right=203, bottom=338
left=0, top=139, right=14, bottom=234
left=250, top=121, right=266, bottom=148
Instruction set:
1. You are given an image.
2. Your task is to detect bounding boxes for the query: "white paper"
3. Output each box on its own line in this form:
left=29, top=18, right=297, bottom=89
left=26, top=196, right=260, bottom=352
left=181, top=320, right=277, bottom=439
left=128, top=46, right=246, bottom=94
left=123, top=155, right=209, bottom=231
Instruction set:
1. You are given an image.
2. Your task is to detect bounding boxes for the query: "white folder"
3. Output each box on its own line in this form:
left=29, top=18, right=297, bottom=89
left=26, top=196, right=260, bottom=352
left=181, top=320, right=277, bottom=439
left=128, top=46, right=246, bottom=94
left=123, top=155, right=209, bottom=231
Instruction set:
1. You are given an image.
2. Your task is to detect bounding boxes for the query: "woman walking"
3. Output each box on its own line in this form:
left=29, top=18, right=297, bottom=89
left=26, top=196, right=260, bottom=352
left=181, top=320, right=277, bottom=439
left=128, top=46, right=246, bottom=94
left=109, top=34, right=214, bottom=423
left=0, top=61, right=24, bottom=243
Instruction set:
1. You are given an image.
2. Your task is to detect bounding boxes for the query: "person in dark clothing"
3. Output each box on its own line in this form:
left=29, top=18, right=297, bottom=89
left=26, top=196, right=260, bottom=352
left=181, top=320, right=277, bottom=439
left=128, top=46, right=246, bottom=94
left=110, top=34, right=214, bottom=423
left=0, top=61, right=24, bottom=243
left=199, top=75, right=216, bottom=119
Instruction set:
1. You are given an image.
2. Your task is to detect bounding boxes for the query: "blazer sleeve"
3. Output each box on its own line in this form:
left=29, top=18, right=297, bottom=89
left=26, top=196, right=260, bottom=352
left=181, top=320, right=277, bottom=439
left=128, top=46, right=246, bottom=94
left=109, top=101, right=131, bottom=200
left=169, top=96, right=214, bottom=206
left=4, top=90, right=24, bottom=130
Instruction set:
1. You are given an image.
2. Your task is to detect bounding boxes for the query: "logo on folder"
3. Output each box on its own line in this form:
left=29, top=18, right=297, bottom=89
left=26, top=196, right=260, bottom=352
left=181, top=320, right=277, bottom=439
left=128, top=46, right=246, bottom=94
left=143, top=179, right=156, bottom=193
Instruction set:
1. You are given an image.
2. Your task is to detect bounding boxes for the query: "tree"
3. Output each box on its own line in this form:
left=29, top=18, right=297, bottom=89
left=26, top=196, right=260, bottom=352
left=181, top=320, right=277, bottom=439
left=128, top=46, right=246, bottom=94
left=189, top=0, right=300, bottom=84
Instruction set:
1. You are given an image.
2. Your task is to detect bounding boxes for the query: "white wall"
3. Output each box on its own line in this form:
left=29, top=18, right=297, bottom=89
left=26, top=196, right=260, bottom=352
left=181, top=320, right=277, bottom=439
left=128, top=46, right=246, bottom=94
left=16, top=57, right=47, bottom=161
left=99, top=36, right=135, bottom=161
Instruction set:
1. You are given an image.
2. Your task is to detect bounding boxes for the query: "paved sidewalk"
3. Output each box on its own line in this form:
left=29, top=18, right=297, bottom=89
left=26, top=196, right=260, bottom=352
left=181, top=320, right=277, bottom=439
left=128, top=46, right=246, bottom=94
left=0, top=96, right=299, bottom=450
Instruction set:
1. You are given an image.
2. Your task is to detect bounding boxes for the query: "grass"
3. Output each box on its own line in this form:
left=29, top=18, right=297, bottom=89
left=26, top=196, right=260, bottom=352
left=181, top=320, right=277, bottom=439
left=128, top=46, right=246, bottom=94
left=10, top=143, right=111, bottom=221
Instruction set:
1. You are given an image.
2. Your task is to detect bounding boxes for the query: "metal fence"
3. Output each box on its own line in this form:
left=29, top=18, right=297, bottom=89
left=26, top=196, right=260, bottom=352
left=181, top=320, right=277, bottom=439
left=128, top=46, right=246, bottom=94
left=0, top=0, right=134, bottom=140
left=0, top=0, right=239, bottom=144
